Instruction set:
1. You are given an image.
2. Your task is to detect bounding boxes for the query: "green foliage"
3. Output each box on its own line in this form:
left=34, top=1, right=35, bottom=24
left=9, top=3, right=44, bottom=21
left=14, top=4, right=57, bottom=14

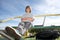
left=12, top=26, right=60, bottom=33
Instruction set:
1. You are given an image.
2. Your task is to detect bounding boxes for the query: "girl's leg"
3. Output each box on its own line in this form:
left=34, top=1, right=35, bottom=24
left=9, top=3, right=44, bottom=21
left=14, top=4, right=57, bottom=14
left=24, top=22, right=31, bottom=29
left=21, top=22, right=32, bottom=35
left=17, top=22, right=25, bottom=35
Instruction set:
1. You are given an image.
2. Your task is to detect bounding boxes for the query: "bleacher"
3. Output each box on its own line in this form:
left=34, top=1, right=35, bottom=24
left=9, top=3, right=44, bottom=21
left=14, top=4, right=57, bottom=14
left=0, top=25, right=60, bottom=40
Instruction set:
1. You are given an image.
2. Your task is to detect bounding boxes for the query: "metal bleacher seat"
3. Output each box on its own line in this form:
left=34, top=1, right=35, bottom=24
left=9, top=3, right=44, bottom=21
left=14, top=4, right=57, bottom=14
left=0, top=30, right=14, bottom=40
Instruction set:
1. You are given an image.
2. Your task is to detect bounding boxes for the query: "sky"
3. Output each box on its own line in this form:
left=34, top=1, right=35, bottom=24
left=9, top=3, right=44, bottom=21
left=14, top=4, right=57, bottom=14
left=0, top=0, right=60, bottom=29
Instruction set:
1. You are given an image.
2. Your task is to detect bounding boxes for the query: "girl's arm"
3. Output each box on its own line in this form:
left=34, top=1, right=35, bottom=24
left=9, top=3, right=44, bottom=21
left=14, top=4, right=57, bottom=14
left=21, top=17, right=27, bottom=22
left=21, top=17, right=34, bottom=22
left=28, top=17, right=34, bottom=22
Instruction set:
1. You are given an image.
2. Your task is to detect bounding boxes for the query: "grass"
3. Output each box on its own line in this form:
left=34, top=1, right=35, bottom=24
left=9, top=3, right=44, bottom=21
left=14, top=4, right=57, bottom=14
left=0, top=35, right=60, bottom=40
left=56, top=37, right=60, bottom=40
left=0, top=37, right=60, bottom=40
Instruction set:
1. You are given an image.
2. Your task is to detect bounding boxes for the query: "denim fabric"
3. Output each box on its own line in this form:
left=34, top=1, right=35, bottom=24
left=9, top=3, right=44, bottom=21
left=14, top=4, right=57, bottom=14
left=17, top=22, right=32, bottom=35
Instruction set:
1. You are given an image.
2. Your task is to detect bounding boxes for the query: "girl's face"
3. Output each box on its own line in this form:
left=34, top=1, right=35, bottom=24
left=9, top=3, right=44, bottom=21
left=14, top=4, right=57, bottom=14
left=26, top=8, right=31, bottom=13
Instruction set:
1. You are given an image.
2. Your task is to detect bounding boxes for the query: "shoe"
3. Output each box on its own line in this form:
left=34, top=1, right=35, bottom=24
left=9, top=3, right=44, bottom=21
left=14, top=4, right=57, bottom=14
left=5, top=26, right=22, bottom=40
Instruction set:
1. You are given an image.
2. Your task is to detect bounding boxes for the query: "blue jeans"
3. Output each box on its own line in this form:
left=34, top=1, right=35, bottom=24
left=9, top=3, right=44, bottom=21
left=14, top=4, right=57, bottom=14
left=17, top=22, right=32, bottom=35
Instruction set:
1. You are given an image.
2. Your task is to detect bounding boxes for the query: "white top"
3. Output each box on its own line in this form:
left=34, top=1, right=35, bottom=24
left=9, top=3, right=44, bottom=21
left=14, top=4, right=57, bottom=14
left=21, top=13, right=33, bottom=22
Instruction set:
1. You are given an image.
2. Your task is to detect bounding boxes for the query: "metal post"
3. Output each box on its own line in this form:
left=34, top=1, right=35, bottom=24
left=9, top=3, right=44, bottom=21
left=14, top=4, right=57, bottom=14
left=42, top=16, right=46, bottom=26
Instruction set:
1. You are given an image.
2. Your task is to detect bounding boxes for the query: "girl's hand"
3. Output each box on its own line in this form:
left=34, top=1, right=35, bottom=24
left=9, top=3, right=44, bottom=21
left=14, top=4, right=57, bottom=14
left=22, top=17, right=34, bottom=22
left=27, top=18, right=34, bottom=22
left=21, top=18, right=27, bottom=22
